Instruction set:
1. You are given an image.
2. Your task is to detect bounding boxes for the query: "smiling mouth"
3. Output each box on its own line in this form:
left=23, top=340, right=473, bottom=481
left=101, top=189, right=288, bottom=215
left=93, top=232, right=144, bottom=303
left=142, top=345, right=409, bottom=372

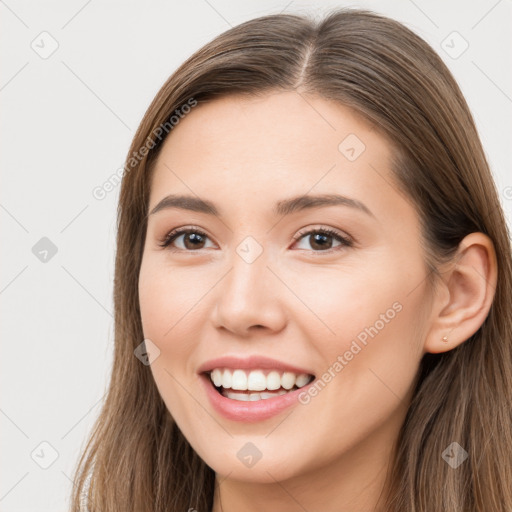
left=206, top=368, right=315, bottom=401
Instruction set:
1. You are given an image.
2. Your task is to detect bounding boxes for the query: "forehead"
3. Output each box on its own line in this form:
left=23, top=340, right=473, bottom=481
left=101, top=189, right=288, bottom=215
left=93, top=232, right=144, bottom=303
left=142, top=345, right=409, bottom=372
left=148, top=91, right=404, bottom=220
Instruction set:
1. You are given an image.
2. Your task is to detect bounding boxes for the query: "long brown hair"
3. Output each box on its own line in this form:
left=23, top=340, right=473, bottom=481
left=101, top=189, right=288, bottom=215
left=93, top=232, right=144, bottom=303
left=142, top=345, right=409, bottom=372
left=70, top=8, right=512, bottom=511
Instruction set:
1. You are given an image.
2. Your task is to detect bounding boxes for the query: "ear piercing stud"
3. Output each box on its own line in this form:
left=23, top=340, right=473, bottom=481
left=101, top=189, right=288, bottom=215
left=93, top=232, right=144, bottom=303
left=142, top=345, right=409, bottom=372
left=442, top=335, right=448, bottom=343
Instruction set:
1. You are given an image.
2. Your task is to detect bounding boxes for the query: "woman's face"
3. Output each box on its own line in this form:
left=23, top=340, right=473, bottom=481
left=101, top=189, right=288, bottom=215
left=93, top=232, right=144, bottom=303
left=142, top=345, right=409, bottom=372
left=139, top=91, right=433, bottom=483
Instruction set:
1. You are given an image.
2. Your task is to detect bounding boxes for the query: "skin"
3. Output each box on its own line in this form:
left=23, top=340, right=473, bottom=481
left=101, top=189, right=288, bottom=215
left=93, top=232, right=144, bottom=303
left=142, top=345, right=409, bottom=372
left=138, top=91, right=497, bottom=512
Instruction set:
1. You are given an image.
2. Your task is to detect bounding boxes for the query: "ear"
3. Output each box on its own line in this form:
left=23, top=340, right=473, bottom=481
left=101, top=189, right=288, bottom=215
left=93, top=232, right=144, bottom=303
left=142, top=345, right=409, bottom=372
left=423, top=232, right=498, bottom=354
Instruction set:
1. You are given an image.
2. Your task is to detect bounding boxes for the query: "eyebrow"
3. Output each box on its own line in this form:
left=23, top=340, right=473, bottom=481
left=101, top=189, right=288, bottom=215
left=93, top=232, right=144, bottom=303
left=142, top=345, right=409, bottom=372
left=149, top=193, right=374, bottom=218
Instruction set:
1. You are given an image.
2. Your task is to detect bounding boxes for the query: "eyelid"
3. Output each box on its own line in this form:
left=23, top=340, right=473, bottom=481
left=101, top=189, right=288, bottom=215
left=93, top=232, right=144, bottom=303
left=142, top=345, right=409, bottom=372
left=293, top=225, right=352, bottom=244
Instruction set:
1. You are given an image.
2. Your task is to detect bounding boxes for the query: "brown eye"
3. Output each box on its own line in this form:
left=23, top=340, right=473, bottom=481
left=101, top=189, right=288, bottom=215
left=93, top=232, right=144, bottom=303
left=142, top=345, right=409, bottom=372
left=293, top=228, right=352, bottom=252
left=159, top=228, right=213, bottom=251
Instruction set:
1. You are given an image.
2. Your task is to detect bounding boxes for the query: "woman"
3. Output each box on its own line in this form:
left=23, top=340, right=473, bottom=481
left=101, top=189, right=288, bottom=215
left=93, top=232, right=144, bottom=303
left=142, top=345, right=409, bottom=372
left=72, top=8, right=512, bottom=512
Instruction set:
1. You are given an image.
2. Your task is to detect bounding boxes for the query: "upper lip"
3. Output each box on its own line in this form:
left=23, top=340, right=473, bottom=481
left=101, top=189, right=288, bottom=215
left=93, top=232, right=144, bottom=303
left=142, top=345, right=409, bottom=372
left=197, top=355, right=315, bottom=376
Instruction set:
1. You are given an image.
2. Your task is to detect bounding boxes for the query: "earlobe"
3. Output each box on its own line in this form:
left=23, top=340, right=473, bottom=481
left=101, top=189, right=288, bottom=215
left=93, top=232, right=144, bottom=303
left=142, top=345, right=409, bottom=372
left=423, top=232, right=498, bottom=354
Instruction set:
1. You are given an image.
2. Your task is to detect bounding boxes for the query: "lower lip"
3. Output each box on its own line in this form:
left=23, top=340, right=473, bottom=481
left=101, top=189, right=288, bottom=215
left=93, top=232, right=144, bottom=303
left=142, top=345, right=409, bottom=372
left=200, top=374, right=313, bottom=422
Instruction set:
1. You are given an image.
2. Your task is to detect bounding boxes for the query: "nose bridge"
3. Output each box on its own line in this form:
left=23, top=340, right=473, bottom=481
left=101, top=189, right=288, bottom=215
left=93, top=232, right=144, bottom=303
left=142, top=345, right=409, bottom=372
left=213, top=235, right=285, bottom=334
left=223, top=239, right=271, bottom=310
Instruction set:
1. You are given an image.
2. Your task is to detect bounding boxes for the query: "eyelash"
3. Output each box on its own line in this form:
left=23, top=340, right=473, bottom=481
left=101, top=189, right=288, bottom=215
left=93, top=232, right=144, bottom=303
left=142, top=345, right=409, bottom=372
left=158, top=225, right=353, bottom=253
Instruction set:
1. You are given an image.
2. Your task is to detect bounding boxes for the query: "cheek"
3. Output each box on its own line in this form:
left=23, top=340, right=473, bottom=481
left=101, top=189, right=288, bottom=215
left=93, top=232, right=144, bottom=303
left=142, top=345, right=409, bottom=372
left=138, top=261, right=203, bottom=424
left=138, top=258, right=222, bottom=405
left=282, top=258, right=405, bottom=344
left=292, top=290, right=425, bottom=463
left=139, top=258, right=207, bottom=341
left=295, top=254, right=426, bottom=390
left=138, top=261, right=198, bottom=398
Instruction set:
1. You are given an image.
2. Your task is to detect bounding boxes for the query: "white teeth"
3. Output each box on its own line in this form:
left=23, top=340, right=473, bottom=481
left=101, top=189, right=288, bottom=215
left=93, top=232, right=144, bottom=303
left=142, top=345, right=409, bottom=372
left=209, top=368, right=312, bottom=395
left=231, top=369, right=248, bottom=390
left=211, top=369, right=222, bottom=387
left=226, top=390, right=288, bottom=401
left=281, top=372, right=296, bottom=390
left=247, top=370, right=267, bottom=391
left=266, top=371, right=281, bottom=390
left=295, top=373, right=310, bottom=387
left=225, top=391, right=249, bottom=401
left=221, top=369, right=232, bottom=389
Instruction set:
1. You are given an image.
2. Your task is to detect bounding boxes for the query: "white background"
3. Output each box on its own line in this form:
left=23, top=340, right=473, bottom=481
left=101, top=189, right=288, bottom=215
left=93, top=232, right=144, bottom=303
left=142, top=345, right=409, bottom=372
left=1, top=1, right=511, bottom=510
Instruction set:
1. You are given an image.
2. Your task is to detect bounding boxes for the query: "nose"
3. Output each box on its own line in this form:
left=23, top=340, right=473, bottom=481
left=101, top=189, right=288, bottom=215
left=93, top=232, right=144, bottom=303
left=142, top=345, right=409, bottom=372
left=211, top=246, right=287, bottom=337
